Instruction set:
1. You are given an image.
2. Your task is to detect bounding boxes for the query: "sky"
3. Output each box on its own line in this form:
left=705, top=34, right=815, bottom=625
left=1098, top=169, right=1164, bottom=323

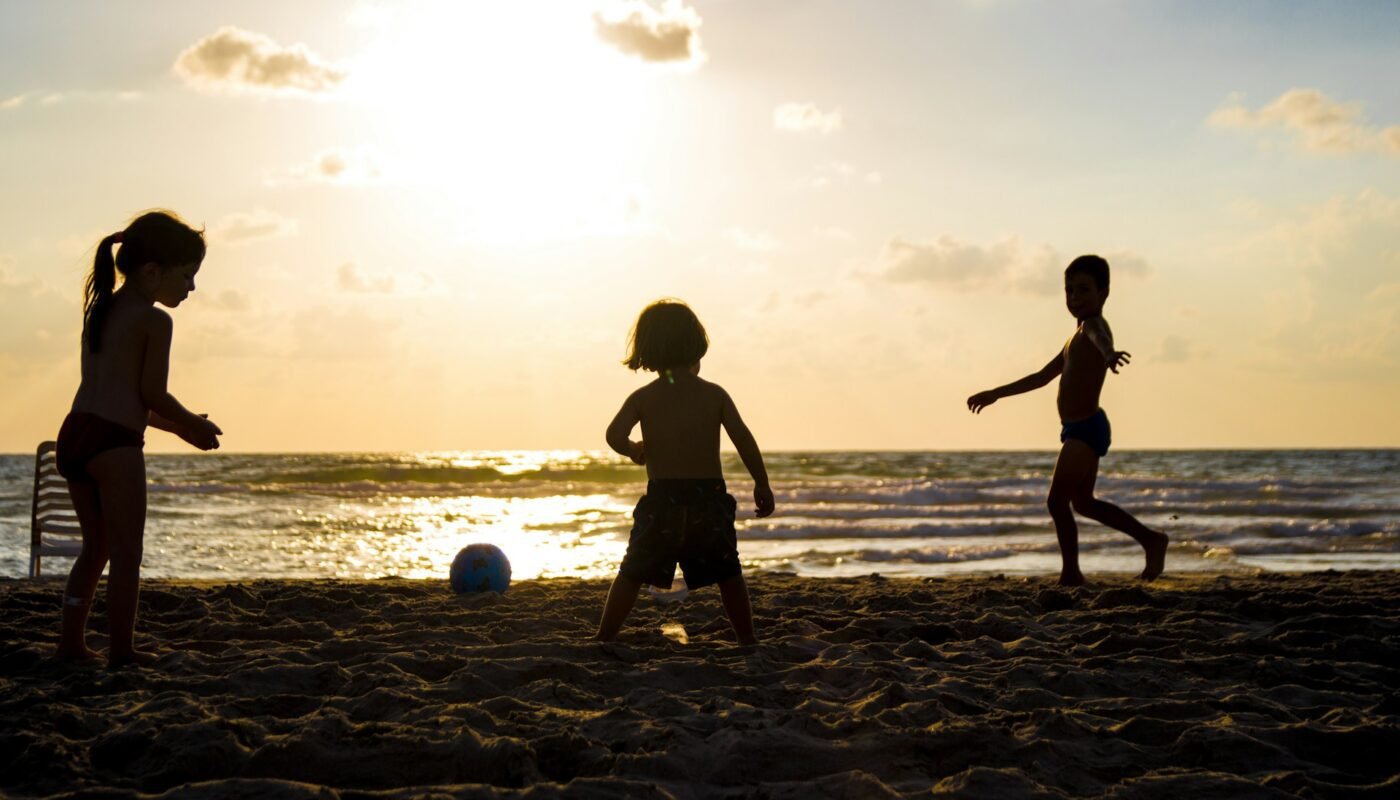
left=1, top=0, right=1398, bottom=452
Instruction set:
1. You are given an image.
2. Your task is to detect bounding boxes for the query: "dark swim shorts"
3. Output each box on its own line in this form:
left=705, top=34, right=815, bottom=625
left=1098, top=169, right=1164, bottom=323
left=618, top=479, right=742, bottom=590
left=56, top=412, right=145, bottom=482
left=1060, top=408, right=1111, bottom=457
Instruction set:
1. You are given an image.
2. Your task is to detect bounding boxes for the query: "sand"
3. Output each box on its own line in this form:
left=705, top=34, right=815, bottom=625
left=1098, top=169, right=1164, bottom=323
left=2, top=572, right=1399, bottom=799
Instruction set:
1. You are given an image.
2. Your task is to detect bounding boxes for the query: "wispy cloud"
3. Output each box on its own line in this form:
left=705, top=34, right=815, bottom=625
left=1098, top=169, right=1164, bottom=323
left=337, top=263, right=394, bottom=294
left=209, top=209, right=298, bottom=246
left=174, top=26, right=347, bottom=95
left=774, top=102, right=843, bottom=135
left=878, top=237, right=1150, bottom=295
left=594, top=1, right=704, bottom=67
left=268, top=147, right=382, bottom=186
left=1156, top=335, right=1198, bottom=364
left=809, top=160, right=880, bottom=190
left=1209, top=89, right=1400, bottom=157
left=0, top=90, right=143, bottom=110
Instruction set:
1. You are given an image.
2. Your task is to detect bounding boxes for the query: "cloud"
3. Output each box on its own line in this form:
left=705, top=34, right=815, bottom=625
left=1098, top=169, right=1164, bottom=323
left=337, top=263, right=394, bottom=294
left=1, top=90, right=143, bottom=110
left=878, top=237, right=1151, bottom=295
left=1156, top=335, right=1196, bottom=364
left=269, top=147, right=382, bottom=186
left=774, top=102, right=843, bottom=135
left=0, top=263, right=79, bottom=363
left=594, top=1, right=704, bottom=66
left=808, top=160, right=880, bottom=190
left=1208, top=89, right=1400, bottom=157
left=209, top=209, right=298, bottom=246
left=1222, top=190, right=1400, bottom=370
left=174, top=26, right=347, bottom=95
left=724, top=227, right=781, bottom=253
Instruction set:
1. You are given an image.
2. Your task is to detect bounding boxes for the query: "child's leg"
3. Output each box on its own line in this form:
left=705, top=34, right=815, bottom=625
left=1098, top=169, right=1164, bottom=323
left=1047, top=440, right=1098, bottom=586
left=58, top=479, right=109, bottom=660
left=593, top=573, right=643, bottom=641
left=717, top=574, right=757, bottom=645
left=1069, top=471, right=1169, bottom=580
left=85, top=447, right=153, bottom=666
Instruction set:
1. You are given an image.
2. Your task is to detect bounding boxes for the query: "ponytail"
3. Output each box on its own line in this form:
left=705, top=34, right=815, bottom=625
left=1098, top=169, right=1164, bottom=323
left=82, top=232, right=122, bottom=353
left=79, top=210, right=205, bottom=353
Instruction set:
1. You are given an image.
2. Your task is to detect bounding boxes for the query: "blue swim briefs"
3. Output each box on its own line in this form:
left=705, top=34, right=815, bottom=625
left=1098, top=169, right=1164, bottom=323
left=1060, top=408, right=1111, bottom=457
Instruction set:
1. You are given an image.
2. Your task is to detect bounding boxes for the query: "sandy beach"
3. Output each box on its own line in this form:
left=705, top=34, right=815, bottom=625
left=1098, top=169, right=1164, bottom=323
left=2, top=572, right=1398, bottom=798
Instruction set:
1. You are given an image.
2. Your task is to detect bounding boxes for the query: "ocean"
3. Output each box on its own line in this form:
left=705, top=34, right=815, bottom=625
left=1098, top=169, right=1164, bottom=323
left=2, top=450, right=1397, bottom=581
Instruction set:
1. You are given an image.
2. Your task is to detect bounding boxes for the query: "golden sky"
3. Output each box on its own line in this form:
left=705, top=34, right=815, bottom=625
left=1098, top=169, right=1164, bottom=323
left=2, top=1, right=1398, bottom=451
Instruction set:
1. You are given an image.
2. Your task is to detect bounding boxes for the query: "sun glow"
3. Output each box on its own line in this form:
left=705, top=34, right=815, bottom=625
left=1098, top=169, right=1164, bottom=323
left=351, top=2, right=663, bottom=243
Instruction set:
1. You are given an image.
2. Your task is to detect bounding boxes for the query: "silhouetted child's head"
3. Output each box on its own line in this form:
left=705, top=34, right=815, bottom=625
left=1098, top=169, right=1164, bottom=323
left=84, top=210, right=206, bottom=352
left=1063, top=254, right=1109, bottom=320
left=623, top=299, right=709, bottom=374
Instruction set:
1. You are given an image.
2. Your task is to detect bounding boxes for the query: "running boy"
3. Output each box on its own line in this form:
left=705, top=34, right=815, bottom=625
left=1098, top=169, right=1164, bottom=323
left=967, top=255, right=1167, bottom=586
left=595, top=299, right=775, bottom=644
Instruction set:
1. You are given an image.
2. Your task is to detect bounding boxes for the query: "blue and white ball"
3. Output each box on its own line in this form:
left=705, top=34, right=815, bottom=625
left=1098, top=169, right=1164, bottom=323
left=450, top=543, right=511, bottom=594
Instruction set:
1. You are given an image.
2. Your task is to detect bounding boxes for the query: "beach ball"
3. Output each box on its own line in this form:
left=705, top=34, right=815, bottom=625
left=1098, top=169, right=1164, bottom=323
left=450, top=543, right=511, bottom=594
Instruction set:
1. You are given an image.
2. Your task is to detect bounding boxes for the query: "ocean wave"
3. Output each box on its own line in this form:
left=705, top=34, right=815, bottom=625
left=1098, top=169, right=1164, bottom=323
left=739, top=520, right=1032, bottom=540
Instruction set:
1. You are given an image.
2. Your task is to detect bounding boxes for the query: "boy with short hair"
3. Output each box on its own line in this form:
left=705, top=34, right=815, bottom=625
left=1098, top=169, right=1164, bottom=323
left=968, top=255, right=1167, bottom=586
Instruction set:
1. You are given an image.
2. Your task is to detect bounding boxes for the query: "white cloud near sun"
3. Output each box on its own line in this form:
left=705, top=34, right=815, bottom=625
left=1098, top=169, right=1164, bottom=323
left=1209, top=89, right=1400, bottom=157
left=593, top=1, right=705, bottom=67
left=268, top=148, right=383, bottom=187
left=774, top=102, right=843, bottom=135
left=174, top=26, right=347, bottom=95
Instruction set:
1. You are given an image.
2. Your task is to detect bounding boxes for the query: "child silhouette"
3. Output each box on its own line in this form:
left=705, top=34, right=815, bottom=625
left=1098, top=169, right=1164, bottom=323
left=55, top=211, right=222, bottom=667
left=968, top=255, right=1167, bottom=586
left=594, top=300, right=774, bottom=644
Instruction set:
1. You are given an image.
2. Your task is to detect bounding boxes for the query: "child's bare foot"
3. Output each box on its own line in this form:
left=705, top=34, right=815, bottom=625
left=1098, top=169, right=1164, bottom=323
left=1139, top=531, right=1169, bottom=581
left=55, top=645, right=102, bottom=663
left=107, top=649, right=160, bottom=669
left=1058, top=570, right=1086, bottom=587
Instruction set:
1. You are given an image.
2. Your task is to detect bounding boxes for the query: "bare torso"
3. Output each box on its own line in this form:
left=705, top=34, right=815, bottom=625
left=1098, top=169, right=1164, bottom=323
left=69, top=293, right=155, bottom=431
left=1056, top=319, right=1110, bottom=423
left=635, top=375, right=725, bottom=480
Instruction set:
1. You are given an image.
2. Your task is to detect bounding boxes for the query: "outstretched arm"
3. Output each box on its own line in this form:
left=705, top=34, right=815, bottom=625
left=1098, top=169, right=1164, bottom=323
left=140, top=310, right=221, bottom=449
left=720, top=390, right=774, bottom=518
left=1083, top=317, right=1130, bottom=373
left=605, top=392, right=645, bottom=465
left=968, top=351, right=1064, bottom=413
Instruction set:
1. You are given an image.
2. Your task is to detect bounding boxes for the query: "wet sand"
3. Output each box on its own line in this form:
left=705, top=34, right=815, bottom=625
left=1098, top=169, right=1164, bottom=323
left=2, top=572, right=1398, bottom=798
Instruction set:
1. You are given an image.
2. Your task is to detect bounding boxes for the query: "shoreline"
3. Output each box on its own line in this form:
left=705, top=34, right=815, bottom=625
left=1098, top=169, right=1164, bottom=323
left=3, top=572, right=1399, bottom=797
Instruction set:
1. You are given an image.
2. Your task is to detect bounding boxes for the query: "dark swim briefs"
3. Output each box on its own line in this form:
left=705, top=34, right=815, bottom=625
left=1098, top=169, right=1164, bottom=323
left=56, top=412, right=145, bottom=481
left=618, top=479, right=742, bottom=590
left=1060, top=408, right=1111, bottom=457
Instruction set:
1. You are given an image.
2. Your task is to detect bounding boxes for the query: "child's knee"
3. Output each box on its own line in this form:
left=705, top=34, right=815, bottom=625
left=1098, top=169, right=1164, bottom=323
left=1070, top=494, right=1097, bottom=515
left=107, top=544, right=143, bottom=568
left=1046, top=492, right=1072, bottom=513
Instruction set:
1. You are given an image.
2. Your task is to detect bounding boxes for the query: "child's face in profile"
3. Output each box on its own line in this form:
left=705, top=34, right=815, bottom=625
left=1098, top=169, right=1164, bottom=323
left=154, top=262, right=200, bottom=308
left=1064, top=273, right=1106, bottom=320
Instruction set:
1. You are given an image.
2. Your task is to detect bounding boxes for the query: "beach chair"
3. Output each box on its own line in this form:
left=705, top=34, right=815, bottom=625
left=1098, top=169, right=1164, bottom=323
left=29, top=441, right=82, bottom=577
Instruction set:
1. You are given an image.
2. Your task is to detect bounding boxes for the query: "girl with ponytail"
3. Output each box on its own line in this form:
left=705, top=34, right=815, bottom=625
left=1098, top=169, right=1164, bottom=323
left=56, top=210, right=224, bottom=667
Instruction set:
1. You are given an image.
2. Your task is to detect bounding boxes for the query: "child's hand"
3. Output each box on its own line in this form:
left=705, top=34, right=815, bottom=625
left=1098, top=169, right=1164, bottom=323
left=628, top=440, right=646, bottom=466
left=753, top=484, right=775, bottom=518
left=1107, top=351, right=1131, bottom=373
left=181, top=414, right=222, bottom=451
left=967, top=390, right=998, bottom=413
